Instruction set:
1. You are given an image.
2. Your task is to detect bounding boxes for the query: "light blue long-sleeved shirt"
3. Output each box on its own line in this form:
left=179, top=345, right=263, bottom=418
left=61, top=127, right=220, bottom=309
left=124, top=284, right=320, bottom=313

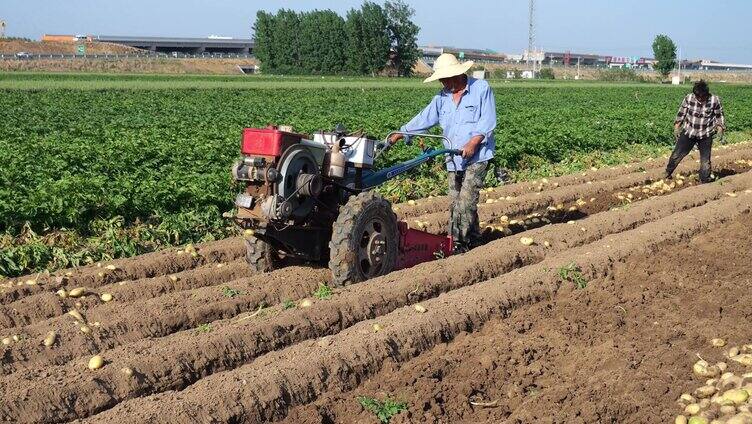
left=399, top=77, right=496, bottom=171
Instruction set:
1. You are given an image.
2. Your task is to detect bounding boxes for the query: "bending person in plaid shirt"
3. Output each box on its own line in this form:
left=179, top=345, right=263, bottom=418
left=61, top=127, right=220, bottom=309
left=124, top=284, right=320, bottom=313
left=665, top=80, right=726, bottom=183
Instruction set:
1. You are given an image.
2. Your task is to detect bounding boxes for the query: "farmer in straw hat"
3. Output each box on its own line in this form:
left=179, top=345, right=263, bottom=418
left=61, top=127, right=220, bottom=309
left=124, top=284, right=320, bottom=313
left=390, top=53, right=497, bottom=253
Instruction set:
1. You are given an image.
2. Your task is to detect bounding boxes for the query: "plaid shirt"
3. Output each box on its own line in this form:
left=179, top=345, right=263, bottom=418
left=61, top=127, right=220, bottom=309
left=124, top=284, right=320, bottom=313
left=674, top=93, right=726, bottom=139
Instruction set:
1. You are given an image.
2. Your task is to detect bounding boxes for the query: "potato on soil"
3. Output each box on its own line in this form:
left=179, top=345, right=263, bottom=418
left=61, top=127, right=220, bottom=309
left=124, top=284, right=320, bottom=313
left=299, top=299, right=313, bottom=308
left=686, top=403, right=702, bottom=415
left=100, top=293, right=113, bottom=302
left=732, top=354, right=752, bottom=366
left=712, top=339, right=727, bottom=347
left=520, top=237, right=535, bottom=246
left=67, top=310, right=85, bottom=322
left=695, top=360, right=721, bottom=378
left=88, top=355, right=104, bottom=370
left=696, top=386, right=718, bottom=398
left=414, top=304, right=427, bottom=313
left=68, top=287, right=87, bottom=298
left=688, top=417, right=708, bottom=424
left=721, top=389, right=749, bottom=405
left=42, top=331, right=56, bottom=347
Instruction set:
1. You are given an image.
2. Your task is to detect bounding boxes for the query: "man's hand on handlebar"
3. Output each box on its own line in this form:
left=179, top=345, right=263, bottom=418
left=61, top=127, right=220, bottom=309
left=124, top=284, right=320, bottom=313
left=461, top=135, right=485, bottom=160
left=388, top=133, right=404, bottom=145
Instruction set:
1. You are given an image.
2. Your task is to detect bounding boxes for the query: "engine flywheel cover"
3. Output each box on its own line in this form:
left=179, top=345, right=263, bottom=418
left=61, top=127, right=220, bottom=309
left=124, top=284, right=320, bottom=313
left=276, top=145, right=320, bottom=219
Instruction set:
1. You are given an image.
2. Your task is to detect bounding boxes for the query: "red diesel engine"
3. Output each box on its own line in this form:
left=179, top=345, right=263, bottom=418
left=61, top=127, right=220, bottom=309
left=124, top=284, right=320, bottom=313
left=232, top=126, right=325, bottom=224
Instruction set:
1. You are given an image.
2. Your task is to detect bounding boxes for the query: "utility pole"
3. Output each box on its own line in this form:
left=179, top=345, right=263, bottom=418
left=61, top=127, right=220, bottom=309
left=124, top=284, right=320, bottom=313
left=527, top=0, right=535, bottom=74
left=677, top=46, right=682, bottom=82
left=0, top=20, right=6, bottom=38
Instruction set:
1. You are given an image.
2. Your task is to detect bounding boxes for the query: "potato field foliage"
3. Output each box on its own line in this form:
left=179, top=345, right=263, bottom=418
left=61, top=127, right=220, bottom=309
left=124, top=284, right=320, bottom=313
left=1, top=74, right=752, bottom=276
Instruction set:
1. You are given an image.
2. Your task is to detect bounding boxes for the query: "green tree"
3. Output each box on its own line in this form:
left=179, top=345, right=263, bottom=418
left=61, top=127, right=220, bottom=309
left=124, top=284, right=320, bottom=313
left=271, top=9, right=302, bottom=74
left=652, top=34, right=677, bottom=79
left=385, top=0, right=420, bottom=77
left=539, top=67, right=555, bottom=79
left=359, top=2, right=390, bottom=76
left=252, top=11, right=275, bottom=72
left=345, top=8, right=367, bottom=74
left=299, top=10, right=347, bottom=74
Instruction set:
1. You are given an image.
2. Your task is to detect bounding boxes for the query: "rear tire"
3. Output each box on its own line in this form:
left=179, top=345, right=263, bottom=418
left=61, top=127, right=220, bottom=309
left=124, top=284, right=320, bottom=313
left=244, top=236, right=280, bottom=273
left=329, top=191, right=399, bottom=286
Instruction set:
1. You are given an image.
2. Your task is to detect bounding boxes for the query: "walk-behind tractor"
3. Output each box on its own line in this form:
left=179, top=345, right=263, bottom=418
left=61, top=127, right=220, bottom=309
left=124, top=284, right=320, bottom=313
left=231, top=125, right=459, bottom=285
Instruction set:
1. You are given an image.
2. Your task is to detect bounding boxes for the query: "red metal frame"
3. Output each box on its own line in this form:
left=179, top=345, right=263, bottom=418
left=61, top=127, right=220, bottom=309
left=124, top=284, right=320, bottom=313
left=395, top=221, right=453, bottom=271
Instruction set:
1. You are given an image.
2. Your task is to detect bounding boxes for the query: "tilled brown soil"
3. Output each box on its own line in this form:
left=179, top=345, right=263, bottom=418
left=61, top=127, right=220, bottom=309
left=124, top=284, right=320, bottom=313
left=81, top=179, right=752, bottom=424
left=1, top=150, right=752, bottom=423
left=283, top=206, right=752, bottom=424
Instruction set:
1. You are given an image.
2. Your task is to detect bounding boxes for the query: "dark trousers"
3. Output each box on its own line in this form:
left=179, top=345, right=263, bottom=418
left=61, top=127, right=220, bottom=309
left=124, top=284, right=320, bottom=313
left=665, top=133, right=713, bottom=183
left=448, top=161, right=488, bottom=249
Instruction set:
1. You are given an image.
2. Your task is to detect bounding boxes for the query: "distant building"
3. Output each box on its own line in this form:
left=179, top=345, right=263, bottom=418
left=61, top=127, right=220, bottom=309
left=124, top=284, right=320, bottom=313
left=419, top=45, right=506, bottom=67
left=685, top=60, right=752, bottom=71
left=93, top=35, right=254, bottom=54
left=606, top=55, right=652, bottom=69
left=42, top=34, right=254, bottom=54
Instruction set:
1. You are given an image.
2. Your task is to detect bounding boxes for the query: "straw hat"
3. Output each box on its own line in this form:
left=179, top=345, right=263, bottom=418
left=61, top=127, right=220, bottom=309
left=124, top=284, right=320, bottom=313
left=423, top=53, right=475, bottom=83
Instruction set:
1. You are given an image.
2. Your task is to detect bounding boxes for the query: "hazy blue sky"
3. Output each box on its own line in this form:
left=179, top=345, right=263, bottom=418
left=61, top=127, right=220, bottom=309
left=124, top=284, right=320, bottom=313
left=1, top=0, right=750, bottom=63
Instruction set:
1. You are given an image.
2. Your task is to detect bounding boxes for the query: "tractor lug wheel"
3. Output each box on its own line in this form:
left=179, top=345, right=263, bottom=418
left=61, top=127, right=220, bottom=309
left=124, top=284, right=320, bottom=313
left=244, top=236, right=281, bottom=273
left=328, top=191, right=398, bottom=286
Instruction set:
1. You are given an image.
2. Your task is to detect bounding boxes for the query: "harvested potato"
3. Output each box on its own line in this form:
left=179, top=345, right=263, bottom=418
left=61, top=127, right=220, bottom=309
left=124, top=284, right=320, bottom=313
left=100, top=293, right=113, bottom=303
left=694, top=360, right=720, bottom=378
left=721, top=389, right=749, bottom=405
left=43, top=331, right=56, bottom=347
left=732, top=354, right=752, bottom=367
left=372, top=324, right=382, bottom=333
left=68, top=287, right=87, bottom=298
left=712, top=339, right=727, bottom=348
left=685, top=403, right=701, bottom=415
left=680, top=393, right=697, bottom=404
left=67, top=310, right=85, bottom=323
left=299, top=299, right=313, bottom=308
left=414, top=304, right=427, bottom=313
left=695, top=386, right=717, bottom=399
left=88, top=355, right=104, bottom=370
left=520, top=237, right=535, bottom=246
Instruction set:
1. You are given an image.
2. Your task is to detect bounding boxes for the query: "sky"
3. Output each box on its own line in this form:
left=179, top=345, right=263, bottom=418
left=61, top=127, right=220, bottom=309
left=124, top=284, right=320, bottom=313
left=1, top=0, right=751, bottom=63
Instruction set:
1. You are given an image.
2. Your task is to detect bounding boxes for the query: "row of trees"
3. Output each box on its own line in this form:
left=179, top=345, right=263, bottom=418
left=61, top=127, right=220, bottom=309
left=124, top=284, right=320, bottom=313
left=253, top=0, right=419, bottom=76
